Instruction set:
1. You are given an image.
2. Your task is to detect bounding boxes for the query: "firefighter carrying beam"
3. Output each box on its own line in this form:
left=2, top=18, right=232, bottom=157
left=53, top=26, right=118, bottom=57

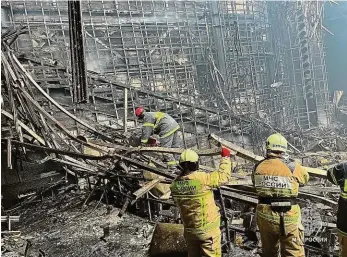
left=170, top=147, right=233, bottom=257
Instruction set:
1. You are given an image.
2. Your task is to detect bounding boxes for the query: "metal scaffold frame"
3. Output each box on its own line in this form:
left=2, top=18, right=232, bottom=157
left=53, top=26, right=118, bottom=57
left=267, top=1, right=330, bottom=129
left=1, top=0, right=331, bottom=153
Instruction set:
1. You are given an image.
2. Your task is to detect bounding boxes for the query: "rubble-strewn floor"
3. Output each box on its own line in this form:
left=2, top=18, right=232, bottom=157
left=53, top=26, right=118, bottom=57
left=2, top=194, right=256, bottom=257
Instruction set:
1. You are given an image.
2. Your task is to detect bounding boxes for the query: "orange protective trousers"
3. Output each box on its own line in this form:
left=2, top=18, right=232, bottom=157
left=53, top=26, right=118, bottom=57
left=184, top=229, right=221, bottom=257
left=257, top=214, right=305, bottom=257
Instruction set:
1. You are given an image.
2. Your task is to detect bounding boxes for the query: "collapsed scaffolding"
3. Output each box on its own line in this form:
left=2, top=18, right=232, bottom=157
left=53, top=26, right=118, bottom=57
left=1, top=1, right=346, bottom=256
left=0, top=0, right=333, bottom=153
left=1, top=24, right=347, bottom=256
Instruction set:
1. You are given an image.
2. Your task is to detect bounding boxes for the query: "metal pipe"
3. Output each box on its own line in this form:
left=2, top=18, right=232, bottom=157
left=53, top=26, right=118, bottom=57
left=124, top=88, right=128, bottom=133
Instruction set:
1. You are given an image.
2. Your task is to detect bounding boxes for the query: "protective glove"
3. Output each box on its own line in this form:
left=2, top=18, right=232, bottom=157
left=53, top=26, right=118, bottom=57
left=221, top=147, right=231, bottom=157
left=148, top=137, right=159, bottom=147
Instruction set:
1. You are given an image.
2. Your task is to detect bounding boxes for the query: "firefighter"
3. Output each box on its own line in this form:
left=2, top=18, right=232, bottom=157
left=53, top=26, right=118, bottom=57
left=170, top=147, right=233, bottom=257
left=135, top=107, right=181, bottom=164
left=327, top=162, right=347, bottom=257
left=252, top=133, right=309, bottom=257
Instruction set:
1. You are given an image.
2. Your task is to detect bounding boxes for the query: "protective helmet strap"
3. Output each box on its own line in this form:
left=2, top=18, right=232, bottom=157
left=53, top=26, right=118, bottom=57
left=180, top=161, right=199, bottom=173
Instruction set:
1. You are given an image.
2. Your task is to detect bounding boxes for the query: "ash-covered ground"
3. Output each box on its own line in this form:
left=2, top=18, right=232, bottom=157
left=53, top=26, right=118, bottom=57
left=2, top=193, right=256, bottom=257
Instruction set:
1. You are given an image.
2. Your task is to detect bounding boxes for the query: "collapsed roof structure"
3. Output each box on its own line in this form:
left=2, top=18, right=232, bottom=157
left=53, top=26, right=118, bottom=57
left=1, top=1, right=346, bottom=256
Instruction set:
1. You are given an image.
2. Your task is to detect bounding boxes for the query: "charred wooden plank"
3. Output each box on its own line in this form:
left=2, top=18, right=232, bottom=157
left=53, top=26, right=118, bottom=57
left=302, top=166, right=327, bottom=178
left=128, top=146, right=221, bottom=156
left=220, top=190, right=258, bottom=205
left=10, top=140, right=176, bottom=179
left=1, top=110, right=46, bottom=145
left=217, top=188, right=232, bottom=250
left=298, top=191, right=337, bottom=207
left=7, top=138, right=12, bottom=169
left=131, top=179, right=160, bottom=204
left=118, top=196, right=131, bottom=218
left=209, top=133, right=262, bottom=162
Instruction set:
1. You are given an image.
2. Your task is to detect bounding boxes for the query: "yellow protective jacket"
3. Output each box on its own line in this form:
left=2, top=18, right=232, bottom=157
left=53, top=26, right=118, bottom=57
left=252, top=156, right=309, bottom=224
left=141, top=112, right=180, bottom=144
left=170, top=157, right=232, bottom=236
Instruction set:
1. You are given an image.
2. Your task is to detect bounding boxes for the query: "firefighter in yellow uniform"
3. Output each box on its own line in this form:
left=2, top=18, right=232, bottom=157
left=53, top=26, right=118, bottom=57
left=170, top=148, right=233, bottom=257
left=252, top=133, right=309, bottom=257
left=327, top=162, right=347, bottom=257
left=135, top=107, right=180, bottom=165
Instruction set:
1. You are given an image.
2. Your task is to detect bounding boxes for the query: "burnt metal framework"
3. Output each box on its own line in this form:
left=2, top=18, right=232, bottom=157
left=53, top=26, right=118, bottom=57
left=68, top=0, right=88, bottom=103
left=268, top=1, right=330, bottom=129
left=1, top=0, right=330, bottom=153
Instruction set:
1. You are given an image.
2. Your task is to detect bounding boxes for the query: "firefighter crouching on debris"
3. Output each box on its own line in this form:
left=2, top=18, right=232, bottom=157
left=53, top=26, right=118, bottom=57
left=170, top=148, right=233, bottom=257
left=327, top=162, right=347, bottom=257
left=135, top=107, right=181, bottom=165
left=252, top=133, right=309, bottom=257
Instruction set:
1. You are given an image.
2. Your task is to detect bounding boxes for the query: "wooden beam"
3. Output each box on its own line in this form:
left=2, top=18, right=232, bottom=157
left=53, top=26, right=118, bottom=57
left=209, top=133, right=327, bottom=178
left=1, top=110, right=46, bottom=145
left=298, top=191, right=337, bottom=207
left=130, top=147, right=221, bottom=157
left=302, top=166, right=327, bottom=178
left=131, top=179, right=160, bottom=204
left=220, top=190, right=258, bottom=205
left=226, top=180, right=253, bottom=186
left=209, top=133, right=263, bottom=162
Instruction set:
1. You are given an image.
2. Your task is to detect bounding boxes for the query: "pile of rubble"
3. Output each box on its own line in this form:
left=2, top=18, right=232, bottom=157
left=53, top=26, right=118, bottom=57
left=1, top=27, right=346, bottom=257
left=2, top=194, right=155, bottom=257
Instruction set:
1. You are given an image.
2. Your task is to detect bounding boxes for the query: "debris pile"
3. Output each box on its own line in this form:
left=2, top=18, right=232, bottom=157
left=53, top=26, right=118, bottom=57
left=2, top=195, right=155, bottom=257
left=1, top=27, right=345, bottom=257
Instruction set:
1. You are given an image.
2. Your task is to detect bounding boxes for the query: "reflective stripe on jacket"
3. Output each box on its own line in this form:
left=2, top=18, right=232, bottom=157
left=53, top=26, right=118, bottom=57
left=141, top=112, right=180, bottom=143
left=327, top=162, right=347, bottom=234
left=170, top=157, right=232, bottom=236
left=252, top=157, right=309, bottom=224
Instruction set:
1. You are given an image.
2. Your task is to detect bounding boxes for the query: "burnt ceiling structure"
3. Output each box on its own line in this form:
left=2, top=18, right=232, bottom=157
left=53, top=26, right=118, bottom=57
left=1, top=0, right=332, bottom=153
left=1, top=1, right=346, bottom=257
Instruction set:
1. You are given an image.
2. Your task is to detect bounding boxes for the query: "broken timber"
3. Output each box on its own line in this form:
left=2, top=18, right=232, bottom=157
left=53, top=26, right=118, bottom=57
left=1, top=110, right=46, bottom=145
left=131, top=179, right=161, bottom=205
